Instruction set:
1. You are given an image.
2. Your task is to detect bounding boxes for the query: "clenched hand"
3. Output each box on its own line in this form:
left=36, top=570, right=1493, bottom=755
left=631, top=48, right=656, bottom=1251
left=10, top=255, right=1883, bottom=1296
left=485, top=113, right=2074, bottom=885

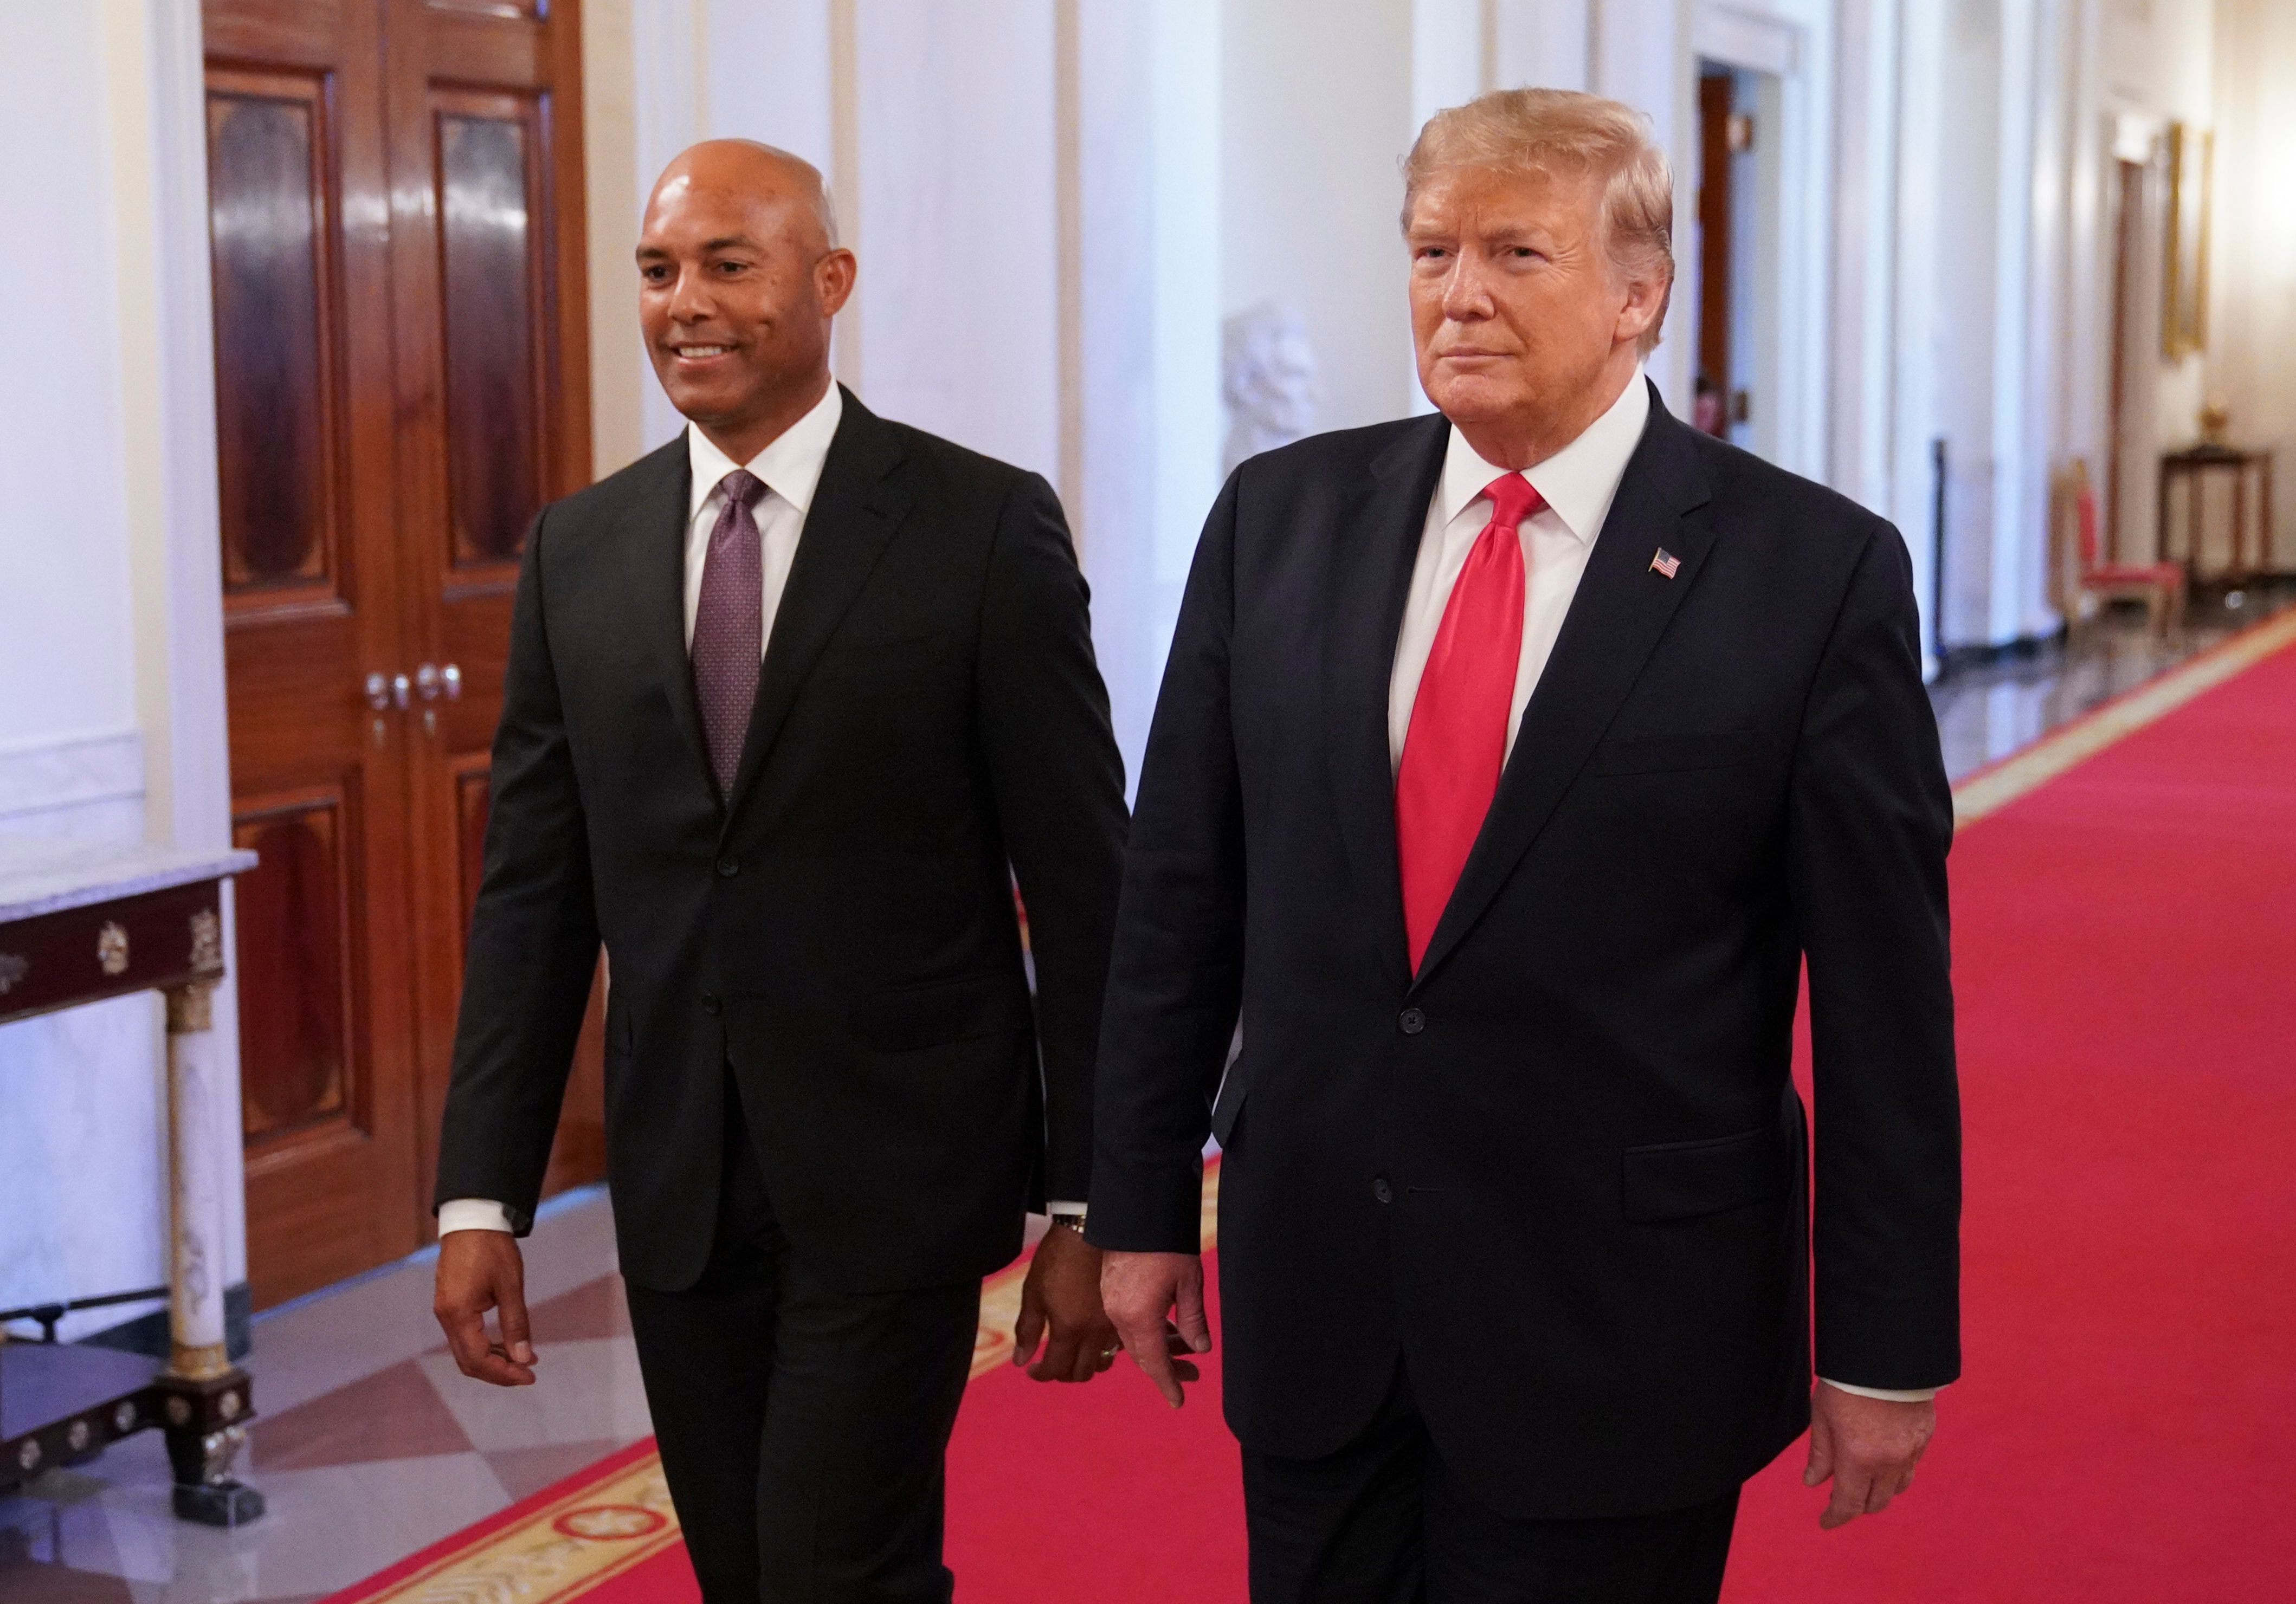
left=1804, top=1383, right=1934, bottom=1529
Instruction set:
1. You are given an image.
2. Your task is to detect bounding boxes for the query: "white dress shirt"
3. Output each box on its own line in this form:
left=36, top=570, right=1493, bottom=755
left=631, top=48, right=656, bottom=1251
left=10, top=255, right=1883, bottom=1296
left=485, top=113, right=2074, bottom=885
left=441, top=380, right=1086, bottom=1240
left=1388, top=370, right=1649, bottom=770
left=1384, top=372, right=1932, bottom=1405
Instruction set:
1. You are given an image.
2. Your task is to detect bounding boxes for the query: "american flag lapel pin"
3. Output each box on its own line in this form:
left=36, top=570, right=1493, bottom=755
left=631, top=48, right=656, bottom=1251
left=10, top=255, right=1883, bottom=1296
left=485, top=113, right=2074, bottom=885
left=1650, top=548, right=1681, bottom=579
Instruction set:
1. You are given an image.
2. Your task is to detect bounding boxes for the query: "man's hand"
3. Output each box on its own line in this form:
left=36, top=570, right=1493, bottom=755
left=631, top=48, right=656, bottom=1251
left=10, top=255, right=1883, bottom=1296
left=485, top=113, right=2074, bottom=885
left=1100, top=1250, right=1212, bottom=1408
left=1804, top=1383, right=1934, bottom=1529
left=434, top=1229, right=537, bottom=1387
left=1012, top=1223, right=1119, bottom=1382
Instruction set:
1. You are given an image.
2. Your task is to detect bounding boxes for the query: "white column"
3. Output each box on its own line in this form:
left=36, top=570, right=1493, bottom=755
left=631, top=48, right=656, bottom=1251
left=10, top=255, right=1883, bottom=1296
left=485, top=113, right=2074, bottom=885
left=1077, top=0, right=1223, bottom=785
left=1985, top=0, right=2048, bottom=645
left=1889, top=0, right=1947, bottom=672
left=164, top=975, right=230, bottom=1379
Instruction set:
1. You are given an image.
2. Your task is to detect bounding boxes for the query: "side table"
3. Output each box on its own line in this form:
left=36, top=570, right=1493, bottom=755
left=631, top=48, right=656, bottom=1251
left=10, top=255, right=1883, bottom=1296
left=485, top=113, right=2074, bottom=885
left=2158, top=444, right=2274, bottom=585
left=0, top=837, right=263, bottom=1524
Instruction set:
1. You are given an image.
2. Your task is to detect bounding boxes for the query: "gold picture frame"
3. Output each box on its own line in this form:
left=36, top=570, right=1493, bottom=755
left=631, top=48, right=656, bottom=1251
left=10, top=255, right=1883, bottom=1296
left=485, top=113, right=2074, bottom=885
left=2162, top=121, right=2212, bottom=359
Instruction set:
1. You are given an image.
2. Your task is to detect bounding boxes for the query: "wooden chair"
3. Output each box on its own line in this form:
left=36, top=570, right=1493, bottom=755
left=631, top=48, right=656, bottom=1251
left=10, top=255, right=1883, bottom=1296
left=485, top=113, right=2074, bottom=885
left=2056, top=458, right=2185, bottom=638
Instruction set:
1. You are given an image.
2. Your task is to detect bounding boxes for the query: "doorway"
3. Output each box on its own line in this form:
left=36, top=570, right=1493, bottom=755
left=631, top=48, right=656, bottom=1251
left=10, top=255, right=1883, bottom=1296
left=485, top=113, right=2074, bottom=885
left=204, top=0, right=605, bottom=1308
left=1694, top=60, right=1783, bottom=460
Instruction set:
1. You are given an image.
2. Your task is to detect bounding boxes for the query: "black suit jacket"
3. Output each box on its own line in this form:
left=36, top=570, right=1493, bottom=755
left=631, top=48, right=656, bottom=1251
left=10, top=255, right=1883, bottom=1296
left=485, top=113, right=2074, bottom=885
left=1089, top=385, right=1960, bottom=1519
left=435, top=390, right=1127, bottom=1296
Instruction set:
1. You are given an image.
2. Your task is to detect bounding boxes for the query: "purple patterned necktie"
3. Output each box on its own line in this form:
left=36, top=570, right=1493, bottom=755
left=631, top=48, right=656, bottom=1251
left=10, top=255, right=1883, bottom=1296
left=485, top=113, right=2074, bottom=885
left=691, top=468, right=766, bottom=800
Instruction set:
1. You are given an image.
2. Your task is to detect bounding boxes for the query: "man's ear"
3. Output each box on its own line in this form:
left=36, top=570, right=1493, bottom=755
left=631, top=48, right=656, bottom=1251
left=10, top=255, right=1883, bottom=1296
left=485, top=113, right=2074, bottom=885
left=817, top=248, right=858, bottom=318
left=1616, top=269, right=1669, bottom=348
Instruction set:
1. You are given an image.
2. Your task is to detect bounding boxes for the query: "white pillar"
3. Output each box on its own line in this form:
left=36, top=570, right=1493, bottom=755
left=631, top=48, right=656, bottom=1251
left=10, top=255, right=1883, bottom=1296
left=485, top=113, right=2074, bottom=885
left=163, top=973, right=230, bottom=1380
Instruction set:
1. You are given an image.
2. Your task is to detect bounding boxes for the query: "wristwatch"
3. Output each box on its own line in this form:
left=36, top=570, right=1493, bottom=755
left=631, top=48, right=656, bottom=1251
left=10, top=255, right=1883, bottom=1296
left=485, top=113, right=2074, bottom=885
left=1049, top=1210, right=1087, bottom=1234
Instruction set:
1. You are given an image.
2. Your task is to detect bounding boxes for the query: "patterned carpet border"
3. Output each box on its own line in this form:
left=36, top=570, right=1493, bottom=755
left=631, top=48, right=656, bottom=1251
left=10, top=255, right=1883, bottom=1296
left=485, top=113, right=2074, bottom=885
left=319, top=1438, right=679, bottom=1604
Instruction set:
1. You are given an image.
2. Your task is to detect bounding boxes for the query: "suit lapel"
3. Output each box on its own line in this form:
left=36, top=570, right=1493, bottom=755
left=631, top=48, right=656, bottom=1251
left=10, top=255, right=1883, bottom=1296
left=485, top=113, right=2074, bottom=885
left=1324, top=415, right=1450, bottom=992
left=1409, top=387, right=1717, bottom=990
left=614, top=436, right=718, bottom=802
left=718, top=388, right=913, bottom=830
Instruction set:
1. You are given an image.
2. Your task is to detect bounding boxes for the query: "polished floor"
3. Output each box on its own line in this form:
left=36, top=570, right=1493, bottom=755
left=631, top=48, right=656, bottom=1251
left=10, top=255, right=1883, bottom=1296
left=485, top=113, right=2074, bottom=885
left=7, top=585, right=2293, bottom=1604
left=0, top=1195, right=649, bottom=1604
left=1929, top=579, right=2296, bottom=780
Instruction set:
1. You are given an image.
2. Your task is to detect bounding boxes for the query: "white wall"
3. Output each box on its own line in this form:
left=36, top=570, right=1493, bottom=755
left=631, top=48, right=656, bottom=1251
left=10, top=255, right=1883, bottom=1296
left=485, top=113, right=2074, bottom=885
left=851, top=3, right=1063, bottom=484
left=1223, top=0, right=1420, bottom=432
left=2205, top=0, right=2296, bottom=570
left=1, top=0, right=241, bottom=1343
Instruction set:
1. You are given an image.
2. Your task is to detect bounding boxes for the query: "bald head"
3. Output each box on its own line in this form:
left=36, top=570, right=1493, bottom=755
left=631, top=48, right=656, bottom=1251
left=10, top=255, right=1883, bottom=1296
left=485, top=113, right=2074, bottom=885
left=636, top=139, right=856, bottom=464
left=647, top=139, right=839, bottom=250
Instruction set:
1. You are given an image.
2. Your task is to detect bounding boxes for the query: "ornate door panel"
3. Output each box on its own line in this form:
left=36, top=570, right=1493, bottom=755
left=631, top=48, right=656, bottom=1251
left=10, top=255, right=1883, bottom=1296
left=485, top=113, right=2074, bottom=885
left=205, top=0, right=424, bottom=1307
left=205, top=0, right=601, bottom=1308
left=379, top=0, right=603, bottom=1215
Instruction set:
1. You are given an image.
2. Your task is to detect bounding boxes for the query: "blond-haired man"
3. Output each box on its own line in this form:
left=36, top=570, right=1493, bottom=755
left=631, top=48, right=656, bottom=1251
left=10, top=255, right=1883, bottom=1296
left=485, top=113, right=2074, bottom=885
left=1092, top=90, right=1959, bottom=1601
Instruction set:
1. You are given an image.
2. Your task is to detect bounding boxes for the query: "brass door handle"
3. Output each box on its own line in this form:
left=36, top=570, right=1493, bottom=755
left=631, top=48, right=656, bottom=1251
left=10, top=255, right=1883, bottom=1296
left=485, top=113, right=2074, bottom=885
left=415, top=662, right=463, bottom=702
left=364, top=671, right=412, bottom=712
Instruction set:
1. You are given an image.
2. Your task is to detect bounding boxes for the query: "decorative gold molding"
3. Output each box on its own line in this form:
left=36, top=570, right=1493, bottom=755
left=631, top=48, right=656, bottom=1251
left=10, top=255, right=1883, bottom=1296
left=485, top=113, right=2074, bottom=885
left=165, top=978, right=217, bottom=1034
left=167, top=1341, right=230, bottom=1383
left=189, top=908, right=222, bottom=973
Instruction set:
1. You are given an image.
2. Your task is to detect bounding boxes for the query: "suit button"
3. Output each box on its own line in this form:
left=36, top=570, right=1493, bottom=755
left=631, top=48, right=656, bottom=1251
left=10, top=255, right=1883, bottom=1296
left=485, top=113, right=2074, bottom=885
left=702, top=993, right=723, bottom=1016
left=1398, top=1008, right=1426, bottom=1036
left=1373, top=1176, right=1394, bottom=1205
left=715, top=857, right=740, bottom=878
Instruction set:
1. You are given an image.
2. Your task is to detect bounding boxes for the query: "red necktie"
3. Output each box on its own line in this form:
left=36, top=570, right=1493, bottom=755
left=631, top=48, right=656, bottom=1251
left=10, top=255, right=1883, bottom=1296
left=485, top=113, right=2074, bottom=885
left=1396, top=472, right=1541, bottom=972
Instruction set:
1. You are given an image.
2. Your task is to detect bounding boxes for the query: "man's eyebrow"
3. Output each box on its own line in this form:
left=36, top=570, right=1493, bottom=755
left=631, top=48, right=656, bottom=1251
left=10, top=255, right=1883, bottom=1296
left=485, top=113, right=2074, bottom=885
left=699, top=235, right=758, bottom=253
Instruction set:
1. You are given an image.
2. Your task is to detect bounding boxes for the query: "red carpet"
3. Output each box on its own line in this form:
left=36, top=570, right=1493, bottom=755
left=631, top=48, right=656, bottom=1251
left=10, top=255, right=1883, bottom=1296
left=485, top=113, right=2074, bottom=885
left=946, top=1253, right=1247, bottom=1601
left=328, top=618, right=2296, bottom=1601
left=1723, top=622, right=2296, bottom=1601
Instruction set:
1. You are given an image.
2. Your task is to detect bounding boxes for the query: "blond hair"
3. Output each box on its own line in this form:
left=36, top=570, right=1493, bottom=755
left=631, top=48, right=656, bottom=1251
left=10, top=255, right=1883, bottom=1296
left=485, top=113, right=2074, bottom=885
left=1402, top=88, right=1674, bottom=355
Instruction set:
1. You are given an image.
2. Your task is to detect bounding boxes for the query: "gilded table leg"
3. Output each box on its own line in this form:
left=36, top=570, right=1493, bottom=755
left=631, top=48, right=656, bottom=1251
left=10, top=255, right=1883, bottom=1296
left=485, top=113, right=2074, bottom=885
left=154, top=977, right=265, bottom=1526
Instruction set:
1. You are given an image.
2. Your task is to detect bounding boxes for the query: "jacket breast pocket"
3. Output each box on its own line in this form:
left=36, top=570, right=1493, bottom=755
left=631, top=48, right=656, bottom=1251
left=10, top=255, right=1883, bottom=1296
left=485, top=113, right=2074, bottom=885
left=856, top=973, right=1033, bottom=1053
left=1621, top=1127, right=1785, bottom=1223
left=1592, top=731, right=1756, bottom=777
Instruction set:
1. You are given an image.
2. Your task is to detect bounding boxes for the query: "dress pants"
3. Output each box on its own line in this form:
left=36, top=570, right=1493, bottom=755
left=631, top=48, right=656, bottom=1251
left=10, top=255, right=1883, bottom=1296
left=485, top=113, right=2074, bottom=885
left=623, top=1080, right=982, bottom=1604
left=1241, top=1365, right=1739, bottom=1604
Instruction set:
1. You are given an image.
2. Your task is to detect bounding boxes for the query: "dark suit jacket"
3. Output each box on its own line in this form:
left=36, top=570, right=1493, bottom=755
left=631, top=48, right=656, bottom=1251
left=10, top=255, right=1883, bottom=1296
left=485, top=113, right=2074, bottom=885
left=1089, top=384, right=1960, bottom=1520
left=435, top=389, right=1127, bottom=1296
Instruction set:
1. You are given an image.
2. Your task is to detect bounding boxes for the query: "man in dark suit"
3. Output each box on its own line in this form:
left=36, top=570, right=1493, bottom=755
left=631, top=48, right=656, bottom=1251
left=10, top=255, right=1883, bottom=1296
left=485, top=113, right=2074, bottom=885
left=1092, top=89, right=1960, bottom=1602
left=430, top=140, right=1128, bottom=1604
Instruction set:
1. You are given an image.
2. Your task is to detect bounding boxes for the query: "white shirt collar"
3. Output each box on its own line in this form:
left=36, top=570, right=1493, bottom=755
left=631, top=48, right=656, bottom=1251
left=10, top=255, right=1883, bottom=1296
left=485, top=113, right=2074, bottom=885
left=1435, top=370, right=1650, bottom=543
left=686, top=380, right=846, bottom=521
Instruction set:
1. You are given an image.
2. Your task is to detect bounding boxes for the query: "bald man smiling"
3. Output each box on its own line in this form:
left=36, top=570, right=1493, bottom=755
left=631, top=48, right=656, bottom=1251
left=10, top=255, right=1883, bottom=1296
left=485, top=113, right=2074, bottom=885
left=428, top=143, right=1128, bottom=1603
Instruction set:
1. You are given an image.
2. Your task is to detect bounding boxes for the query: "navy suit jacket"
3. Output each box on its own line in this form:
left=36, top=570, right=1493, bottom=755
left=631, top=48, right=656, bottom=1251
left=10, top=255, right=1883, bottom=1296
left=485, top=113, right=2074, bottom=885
left=1089, top=385, right=1960, bottom=1519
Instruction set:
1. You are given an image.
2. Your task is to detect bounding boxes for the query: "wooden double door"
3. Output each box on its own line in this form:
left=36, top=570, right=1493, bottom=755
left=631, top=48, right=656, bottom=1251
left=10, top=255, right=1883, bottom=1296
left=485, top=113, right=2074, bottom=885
left=205, top=0, right=605, bottom=1308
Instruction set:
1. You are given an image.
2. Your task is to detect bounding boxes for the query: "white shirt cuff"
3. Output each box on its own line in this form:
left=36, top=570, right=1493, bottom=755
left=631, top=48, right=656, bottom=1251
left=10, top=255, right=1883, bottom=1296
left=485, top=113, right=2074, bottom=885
left=1043, top=1200, right=1087, bottom=1217
left=438, top=1198, right=517, bottom=1235
left=1820, top=1377, right=1939, bottom=1402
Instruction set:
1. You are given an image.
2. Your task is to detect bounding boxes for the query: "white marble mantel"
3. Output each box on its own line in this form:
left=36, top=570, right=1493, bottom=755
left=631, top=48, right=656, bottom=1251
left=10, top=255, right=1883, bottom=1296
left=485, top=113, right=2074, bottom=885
left=0, top=836, right=257, bottom=926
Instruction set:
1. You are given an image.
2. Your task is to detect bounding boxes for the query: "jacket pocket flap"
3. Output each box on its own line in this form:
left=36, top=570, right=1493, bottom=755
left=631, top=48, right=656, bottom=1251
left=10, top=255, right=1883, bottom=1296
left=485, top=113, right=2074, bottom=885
left=859, top=974, right=1033, bottom=1053
left=1622, top=1127, right=1784, bottom=1223
left=1593, top=731, right=1756, bottom=775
